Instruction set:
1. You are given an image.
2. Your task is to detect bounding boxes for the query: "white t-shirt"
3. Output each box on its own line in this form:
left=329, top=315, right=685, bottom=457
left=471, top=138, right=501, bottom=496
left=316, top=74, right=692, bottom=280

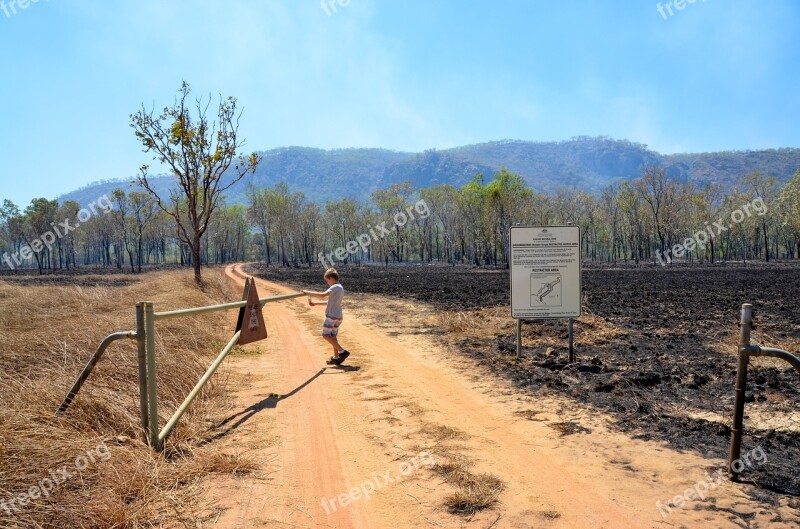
left=325, top=283, right=344, bottom=319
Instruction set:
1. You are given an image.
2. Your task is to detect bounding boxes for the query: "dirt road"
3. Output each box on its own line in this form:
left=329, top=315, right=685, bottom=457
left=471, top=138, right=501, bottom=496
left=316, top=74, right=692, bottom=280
left=201, top=264, right=797, bottom=528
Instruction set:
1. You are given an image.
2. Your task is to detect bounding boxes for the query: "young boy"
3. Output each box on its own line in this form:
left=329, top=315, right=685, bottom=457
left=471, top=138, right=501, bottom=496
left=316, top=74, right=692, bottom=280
left=303, top=268, right=350, bottom=365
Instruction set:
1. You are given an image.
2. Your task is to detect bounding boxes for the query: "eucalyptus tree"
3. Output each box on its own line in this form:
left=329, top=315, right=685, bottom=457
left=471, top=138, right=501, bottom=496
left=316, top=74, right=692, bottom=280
left=371, top=181, right=414, bottom=263
left=741, top=171, right=778, bottom=262
left=419, top=184, right=459, bottom=263
left=485, top=168, right=532, bottom=265
left=0, top=200, right=22, bottom=269
left=636, top=167, right=690, bottom=261
left=130, top=81, right=261, bottom=284
left=24, top=198, right=59, bottom=272
left=777, top=170, right=800, bottom=258
left=456, top=174, right=487, bottom=265
left=247, top=185, right=274, bottom=266
left=600, top=184, right=621, bottom=262
left=617, top=182, right=646, bottom=263
left=57, top=201, right=81, bottom=269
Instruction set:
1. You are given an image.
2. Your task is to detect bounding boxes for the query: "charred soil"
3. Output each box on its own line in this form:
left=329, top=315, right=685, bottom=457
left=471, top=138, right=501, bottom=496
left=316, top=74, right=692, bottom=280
left=248, top=262, right=800, bottom=504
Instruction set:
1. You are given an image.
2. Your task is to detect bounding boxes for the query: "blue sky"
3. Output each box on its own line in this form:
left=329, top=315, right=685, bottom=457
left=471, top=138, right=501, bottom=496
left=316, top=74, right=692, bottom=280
left=1, top=0, right=798, bottom=207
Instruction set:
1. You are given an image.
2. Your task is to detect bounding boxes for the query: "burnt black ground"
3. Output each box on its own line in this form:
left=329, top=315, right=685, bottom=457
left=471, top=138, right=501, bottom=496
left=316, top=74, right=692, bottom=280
left=0, top=263, right=185, bottom=287
left=248, top=262, right=800, bottom=506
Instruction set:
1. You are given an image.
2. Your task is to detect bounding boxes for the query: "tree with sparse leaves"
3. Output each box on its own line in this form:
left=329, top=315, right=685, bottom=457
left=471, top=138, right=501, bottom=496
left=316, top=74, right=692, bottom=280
left=130, top=81, right=261, bottom=284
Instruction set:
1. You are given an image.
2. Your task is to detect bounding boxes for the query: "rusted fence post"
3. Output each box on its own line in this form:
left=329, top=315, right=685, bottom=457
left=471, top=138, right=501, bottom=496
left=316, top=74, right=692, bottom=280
left=729, top=303, right=752, bottom=480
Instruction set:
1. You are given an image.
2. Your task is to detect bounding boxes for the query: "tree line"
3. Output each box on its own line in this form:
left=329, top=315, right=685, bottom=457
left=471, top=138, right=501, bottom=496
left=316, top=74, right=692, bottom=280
left=2, top=165, right=799, bottom=274
left=244, top=166, right=800, bottom=267
left=5, top=83, right=798, bottom=281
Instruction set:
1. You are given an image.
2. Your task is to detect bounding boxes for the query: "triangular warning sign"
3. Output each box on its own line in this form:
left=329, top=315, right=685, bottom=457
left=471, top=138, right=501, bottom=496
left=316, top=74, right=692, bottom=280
left=237, top=278, right=268, bottom=345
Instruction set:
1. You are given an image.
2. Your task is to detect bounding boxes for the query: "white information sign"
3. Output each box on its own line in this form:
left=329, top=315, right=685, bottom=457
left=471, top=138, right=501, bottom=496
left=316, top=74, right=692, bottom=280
left=510, top=225, right=581, bottom=319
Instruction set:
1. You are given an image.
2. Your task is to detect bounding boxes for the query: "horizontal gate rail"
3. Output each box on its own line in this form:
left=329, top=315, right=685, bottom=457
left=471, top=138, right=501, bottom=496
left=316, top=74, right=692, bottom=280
left=153, top=292, right=303, bottom=320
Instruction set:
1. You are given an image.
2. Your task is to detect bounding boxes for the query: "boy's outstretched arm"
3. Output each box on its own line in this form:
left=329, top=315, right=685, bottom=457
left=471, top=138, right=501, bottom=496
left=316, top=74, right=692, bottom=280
left=303, top=289, right=329, bottom=306
left=303, top=289, right=330, bottom=299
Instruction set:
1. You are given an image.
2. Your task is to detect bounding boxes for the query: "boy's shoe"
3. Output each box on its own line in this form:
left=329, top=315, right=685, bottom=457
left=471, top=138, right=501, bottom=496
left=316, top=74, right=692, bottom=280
left=325, top=351, right=350, bottom=366
left=335, top=350, right=350, bottom=364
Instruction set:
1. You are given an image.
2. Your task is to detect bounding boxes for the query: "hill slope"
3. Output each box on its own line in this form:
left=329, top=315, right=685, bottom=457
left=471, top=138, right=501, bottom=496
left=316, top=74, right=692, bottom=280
left=58, top=138, right=800, bottom=206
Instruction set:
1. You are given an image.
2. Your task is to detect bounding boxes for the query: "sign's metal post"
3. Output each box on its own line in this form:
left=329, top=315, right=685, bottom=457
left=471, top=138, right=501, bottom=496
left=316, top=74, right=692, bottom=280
left=568, top=318, right=575, bottom=363
left=516, top=319, right=522, bottom=358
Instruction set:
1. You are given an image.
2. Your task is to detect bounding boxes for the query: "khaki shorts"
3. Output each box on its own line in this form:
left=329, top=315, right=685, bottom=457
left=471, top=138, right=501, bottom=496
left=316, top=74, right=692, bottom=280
left=322, top=316, right=343, bottom=336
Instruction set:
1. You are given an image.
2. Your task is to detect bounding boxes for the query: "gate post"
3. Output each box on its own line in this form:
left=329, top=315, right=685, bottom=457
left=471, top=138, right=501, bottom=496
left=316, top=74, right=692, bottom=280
left=143, top=302, right=161, bottom=450
left=729, top=303, right=753, bottom=480
left=135, top=303, right=149, bottom=437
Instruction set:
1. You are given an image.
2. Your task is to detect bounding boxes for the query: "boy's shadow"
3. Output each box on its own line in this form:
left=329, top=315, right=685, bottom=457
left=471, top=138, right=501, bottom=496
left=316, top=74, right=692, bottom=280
left=203, top=364, right=360, bottom=443
left=327, top=365, right=361, bottom=372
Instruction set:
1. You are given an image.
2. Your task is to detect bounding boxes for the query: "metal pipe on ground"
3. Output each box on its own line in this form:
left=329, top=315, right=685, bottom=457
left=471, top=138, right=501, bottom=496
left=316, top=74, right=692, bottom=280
left=56, top=330, right=137, bottom=415
left=748, top=346, right=800, bottom=373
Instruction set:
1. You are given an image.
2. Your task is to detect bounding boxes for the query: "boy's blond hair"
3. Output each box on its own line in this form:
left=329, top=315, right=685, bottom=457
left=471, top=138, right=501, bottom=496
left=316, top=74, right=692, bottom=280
left=324, top=268, right=339, bottom=280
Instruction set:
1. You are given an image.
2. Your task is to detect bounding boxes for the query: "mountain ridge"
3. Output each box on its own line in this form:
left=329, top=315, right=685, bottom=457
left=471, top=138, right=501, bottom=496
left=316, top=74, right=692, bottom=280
left=56, top=137, right=800, bottom=207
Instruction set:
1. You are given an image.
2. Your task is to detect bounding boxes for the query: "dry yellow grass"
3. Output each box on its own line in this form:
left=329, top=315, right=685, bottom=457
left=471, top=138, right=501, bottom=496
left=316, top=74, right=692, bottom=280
left=417, top=423, right=503, bottom=517
left=0, top=268, right=255, bottom=528
left=432, top=460, right=505, bottom=515
left=436, top=306, right=627, bottom=350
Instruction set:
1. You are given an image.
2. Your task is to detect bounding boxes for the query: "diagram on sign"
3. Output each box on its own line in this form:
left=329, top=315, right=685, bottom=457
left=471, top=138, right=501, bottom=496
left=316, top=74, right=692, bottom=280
left=530, top=274, right=562, bottom=307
